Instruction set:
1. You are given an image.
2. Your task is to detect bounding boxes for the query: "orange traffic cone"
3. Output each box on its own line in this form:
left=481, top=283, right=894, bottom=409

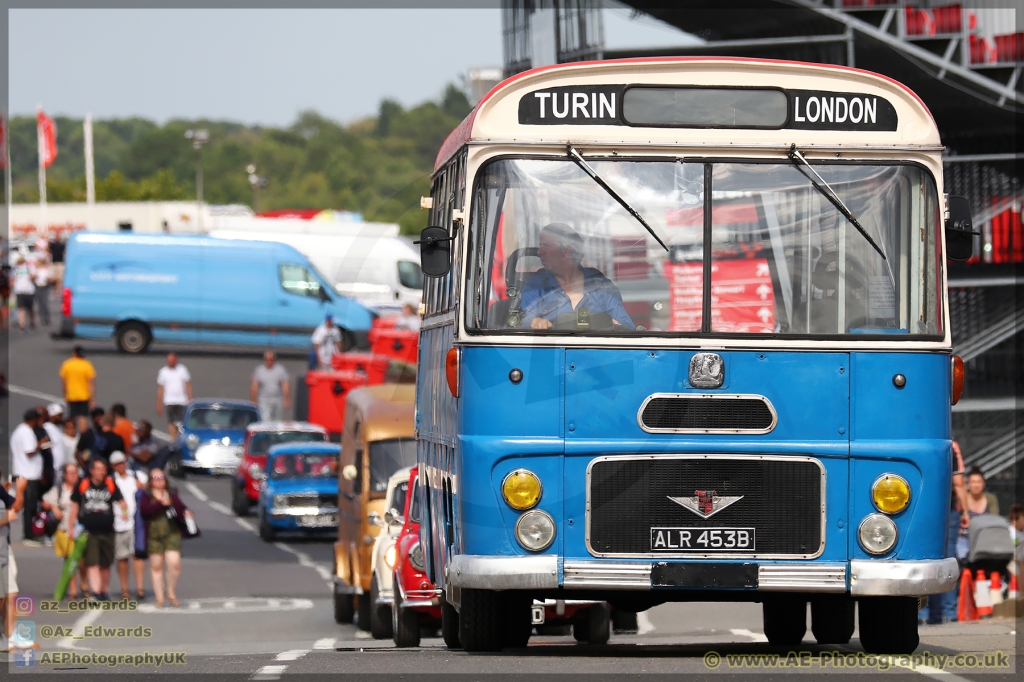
left=1009, top=573, right=1019, bottom=600
left=989, top=572, right=1004, bottom=606
left=958, top=568, right=977, bottom=621
left=975, top=569, right=993, bottom=618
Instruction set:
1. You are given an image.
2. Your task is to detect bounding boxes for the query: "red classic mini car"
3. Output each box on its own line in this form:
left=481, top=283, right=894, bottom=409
left=232, top=421, right=328, bottom=516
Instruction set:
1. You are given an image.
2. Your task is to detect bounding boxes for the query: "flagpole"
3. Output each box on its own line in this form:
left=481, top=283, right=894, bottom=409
left=37, top=105, right=47, bottom=237
left=84, top=113, right=95, bottom=228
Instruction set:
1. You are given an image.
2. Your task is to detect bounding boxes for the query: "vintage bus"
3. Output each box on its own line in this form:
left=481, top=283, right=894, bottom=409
left=414, top=58, right=974, bottom=654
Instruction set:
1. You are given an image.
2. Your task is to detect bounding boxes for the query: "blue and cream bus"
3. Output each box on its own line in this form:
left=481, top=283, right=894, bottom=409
left=412, top=58, right=974, bottom=654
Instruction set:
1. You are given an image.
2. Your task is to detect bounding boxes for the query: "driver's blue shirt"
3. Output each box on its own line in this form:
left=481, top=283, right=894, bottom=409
left=520, top=267, right=634, bottom=328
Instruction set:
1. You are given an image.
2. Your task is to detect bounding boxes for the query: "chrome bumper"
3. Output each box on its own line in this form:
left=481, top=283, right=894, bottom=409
left=850, top=558, right=959, bottom=596
left=448, top=555, right=558, bottom=590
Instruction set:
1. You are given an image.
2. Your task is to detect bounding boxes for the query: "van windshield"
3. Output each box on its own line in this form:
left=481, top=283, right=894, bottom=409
left=466, top=158, right=941, bottom=338
left=368, top=438, right=417, bottom=495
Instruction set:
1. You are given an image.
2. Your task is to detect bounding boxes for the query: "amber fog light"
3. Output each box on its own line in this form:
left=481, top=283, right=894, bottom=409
left=502, top=469, right=542, bottom=510
left=858, top=514, right=898, bottom=555
left=515, top=510, right=556, bottom=552
left=871, top=474, right=911, bottom=514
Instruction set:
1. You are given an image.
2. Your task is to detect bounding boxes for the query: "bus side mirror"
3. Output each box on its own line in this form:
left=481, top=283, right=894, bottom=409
left=945, top=195, right=977, bottom=262
left=416, top=226, right=453, bottom=277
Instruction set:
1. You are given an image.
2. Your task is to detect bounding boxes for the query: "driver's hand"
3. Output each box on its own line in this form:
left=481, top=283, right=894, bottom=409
left=530, top=318, right=553, bottom=330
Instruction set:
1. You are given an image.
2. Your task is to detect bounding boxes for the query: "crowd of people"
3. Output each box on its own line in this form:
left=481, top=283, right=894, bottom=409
left=0, top=235, right=66, bottom=333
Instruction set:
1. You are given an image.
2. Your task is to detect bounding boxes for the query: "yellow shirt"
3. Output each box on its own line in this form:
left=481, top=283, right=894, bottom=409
left=60, top=357, right=96, bottom=402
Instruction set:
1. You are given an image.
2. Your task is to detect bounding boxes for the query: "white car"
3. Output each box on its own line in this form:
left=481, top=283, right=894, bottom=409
left=366, top=465, right=414, bottom=638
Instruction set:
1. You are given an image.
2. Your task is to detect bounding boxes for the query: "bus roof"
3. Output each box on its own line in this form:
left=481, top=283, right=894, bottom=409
left=435, top=57, right=938, bottom=171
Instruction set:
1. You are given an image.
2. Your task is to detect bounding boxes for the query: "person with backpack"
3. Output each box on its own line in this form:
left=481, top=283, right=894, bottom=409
left=109, top=452, right=147, bottom=600
left=68, top=459, right=129, bottom=601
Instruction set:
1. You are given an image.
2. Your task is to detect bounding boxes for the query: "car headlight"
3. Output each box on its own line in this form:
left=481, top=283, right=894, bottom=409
left=248, top=463, right=264, bottom=480
left=186, top=434, right=200, bottom=450
left=871, top=474, right=910, bottom=514
left=384, top=545, right=397, bottom=569
left=272, top=494, right=287, bottom=509
left=515, top=509, right=556, bottom=552
left=408, top=541, right=425, bottom=571
left=502, top=469, right=542, bottom=510
left=858, top=513, right=898, bottom=555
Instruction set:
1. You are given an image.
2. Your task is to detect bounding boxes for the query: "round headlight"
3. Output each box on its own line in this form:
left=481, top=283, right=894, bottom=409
left=408, top=541, right=425, bottom=571
left=514, top=509, right=556, bottom=552
left=186, top=434, right=200, bottom=450
left=871, top=474, right=910, bottom=514
left=502, top=469, right=542, bottom=510
left=272, top=494, right=287, bottom=509
left=858, top=513, right=898, bottom=555
left=384, top=544, right=397, bottom=569
left=248, top=463, right=264, bottom=480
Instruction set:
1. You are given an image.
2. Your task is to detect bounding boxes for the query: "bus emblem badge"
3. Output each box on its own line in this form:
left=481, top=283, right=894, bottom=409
left=689, top=353, right=724, bottom=388
left=668, top=490, right=744, bottom=519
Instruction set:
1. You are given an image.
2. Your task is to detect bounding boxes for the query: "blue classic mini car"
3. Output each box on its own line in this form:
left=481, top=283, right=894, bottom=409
left=168, top=399, right=261, bottom=478
left=257, top=442, right=340, bottom=542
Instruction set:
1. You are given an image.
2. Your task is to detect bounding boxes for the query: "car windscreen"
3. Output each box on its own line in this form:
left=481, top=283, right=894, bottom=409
left=269, top=453, right=338, bottom=480
left=408, top=480, right=420, bottom=523
left=250, top=430, right=326, bottom=455
left=368, top=438, right=417, bottom=495
left=187, top=408, right=260, bottom=430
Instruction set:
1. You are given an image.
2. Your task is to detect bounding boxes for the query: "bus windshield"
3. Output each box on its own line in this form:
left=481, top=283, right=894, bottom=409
left=466, top=158, right=941, bottom=338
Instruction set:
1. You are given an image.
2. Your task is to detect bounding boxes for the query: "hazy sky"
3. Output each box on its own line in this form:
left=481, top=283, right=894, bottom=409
left=9, top=7, right=697, bottom=126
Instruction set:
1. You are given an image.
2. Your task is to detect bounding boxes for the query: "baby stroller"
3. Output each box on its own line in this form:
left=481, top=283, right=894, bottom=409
left=966, top=514, right=1015, bottom=577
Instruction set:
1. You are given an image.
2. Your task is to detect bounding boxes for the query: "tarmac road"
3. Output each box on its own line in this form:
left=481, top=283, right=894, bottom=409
left=2, top=324, right=1019, bottom=679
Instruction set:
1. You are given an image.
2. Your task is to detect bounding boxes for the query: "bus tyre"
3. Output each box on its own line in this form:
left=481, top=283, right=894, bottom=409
left=612, top=610, right=639, bottom=634
left=369, top=578, right=392, bottom=639
left=333, top=590, right=355, bottom=624
left=258, top=512, right=275, bottom=542
left=357, top=592, right=372, bottom=632
left=392, top=589, right=421, bottom=648
left=858, top=597, right=919, bottom=654
left=502, top=594, right=532, bottom=649
left=441, top=599, right=461, bottom=649
left=811, top=595, right=855, bottom=645
left=458, top=589, right=504, bottom=652
left=116, top=321, right=151, bottom=354
left=231, top=482, right=249, bottom=517
left=762, top=598, right=806, bottom=646
left=573, top=603, right=611, bottom=644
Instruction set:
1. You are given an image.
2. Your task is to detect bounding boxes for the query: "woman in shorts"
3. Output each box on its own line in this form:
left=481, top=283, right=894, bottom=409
left=139, top=469, right=184, bottom=607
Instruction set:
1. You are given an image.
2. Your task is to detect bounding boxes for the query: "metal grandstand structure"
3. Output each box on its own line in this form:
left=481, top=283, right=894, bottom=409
left=501, top=0, right=1021, bottom=497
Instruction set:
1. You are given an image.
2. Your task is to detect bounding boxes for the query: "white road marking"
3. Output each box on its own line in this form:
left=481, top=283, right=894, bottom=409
left=9, top=385, right=64, bottom=403
left=208, top=501, right=232, bottom=515
left=252, top=664, right=287, bottom=680
left=236, top=518, right=255, bottom=532
left=184, top=482, right=209, bottom=502
left=136, top=597, right=314, bottom=615
left=637, top=611, right=655, bottom=635
left=273, top=541, right=333, bottom=584
left=896, top=663, right=974, bottom=682
left=355, top=630, right=373, bottom=639
left=57, top=608, right=103, bottom=650
left=275, top=649, right=309, bottom=661
left=729, top=628, right=768, bottom=643
left=313, top=638, right=336, bottom=650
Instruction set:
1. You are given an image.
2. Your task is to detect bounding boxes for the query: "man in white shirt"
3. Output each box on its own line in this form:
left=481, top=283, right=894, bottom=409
left=11, top=256, right=36, bottom=331
left=311, top=314, right=343, bottom=370
left=109, top=452, right=147, bottom=600
left=43, top=404, right=67, bottom=478
left=32, top=256, right=54, bottom=327
left=156, top=353, right=192, bottom=439
left=395, top=303, right=422, bottom=332
left=10, top=409, right=44, bottom=544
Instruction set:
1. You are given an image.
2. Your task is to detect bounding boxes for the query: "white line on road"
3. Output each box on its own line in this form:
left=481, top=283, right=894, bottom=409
left=275, top=649, right=309, bottom=661
left=896, top=663, right=975, bottom=682
left=137, top=597, right=314, bottom=615
left=729, top=628, right=768, bottom=643
left=313, top=638, right=336, bottom=650
left=8, top=385, right=64, bottom=404
left=184, top=482, right=209, bottom=502
left=637, top=611, right=655, bottom=635
left=57, top=607, right=103, bottom=650
left=208, top=501, right=232, bottom=515
left=236, top=518, right=255, bottom=532
left=252, top=664, right=287, bottom=680
left=273, top=541, right=333, bottom=584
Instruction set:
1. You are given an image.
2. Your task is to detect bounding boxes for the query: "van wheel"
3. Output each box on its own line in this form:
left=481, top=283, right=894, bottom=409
left=357, top=592, right=372, bottom=632
left=811, top=595, right=855, bottom=645
left=572, top=603, right=611, bottom=645
left=858, top=597, right=919, bottom=654
left=116, top=321, right=151, bottom=353
left=333, top=590, right=354, bottom=624
left=258, top=511, right=275, bottom=542
left=231, top=482, right=249, bottom=517
left=763, top=598, right=806, bottom=646
left=369, top=578, right=392, bottom=639
left=441, top=599, right=461, bottom=649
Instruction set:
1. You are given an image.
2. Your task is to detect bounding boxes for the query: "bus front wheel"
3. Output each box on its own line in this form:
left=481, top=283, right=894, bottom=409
left=763, top=598, right=807, bottom=646
left=458, top=589, right=504, bottom=652
left=858, top=597, right=919, bottom=654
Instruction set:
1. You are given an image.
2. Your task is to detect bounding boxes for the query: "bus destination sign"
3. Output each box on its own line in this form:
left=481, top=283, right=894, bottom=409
left=518, top=86, right=898, bottom=131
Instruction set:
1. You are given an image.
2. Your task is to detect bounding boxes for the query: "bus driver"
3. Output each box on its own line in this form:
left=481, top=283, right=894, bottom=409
left=521, top=223, right=634, bottom=331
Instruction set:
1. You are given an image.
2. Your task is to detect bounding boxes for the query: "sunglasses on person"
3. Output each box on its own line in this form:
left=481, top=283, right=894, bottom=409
left=151, top=474, right=166, bottom=481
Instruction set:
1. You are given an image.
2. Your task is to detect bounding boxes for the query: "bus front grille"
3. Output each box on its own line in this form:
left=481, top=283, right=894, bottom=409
left=587, top=455, right=823, bottom=558
left=639, top=395, right=776, bottom=433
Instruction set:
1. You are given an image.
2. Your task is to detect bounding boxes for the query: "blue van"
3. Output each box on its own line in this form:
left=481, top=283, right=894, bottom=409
left=59, top=232, right=374, bottom=353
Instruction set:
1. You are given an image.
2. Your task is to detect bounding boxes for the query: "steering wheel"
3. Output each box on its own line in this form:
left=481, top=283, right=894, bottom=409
left=551, top=311, right=614, bottom=331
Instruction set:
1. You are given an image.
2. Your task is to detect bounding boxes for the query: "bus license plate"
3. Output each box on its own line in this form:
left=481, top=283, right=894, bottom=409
left=299, top=515, right=336, bottom=528
left=650, top=527, right=755, bottom=552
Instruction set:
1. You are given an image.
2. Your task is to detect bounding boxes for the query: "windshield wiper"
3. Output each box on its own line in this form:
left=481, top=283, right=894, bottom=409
left=788, top=144, right=887, bottom=261
left=567, top=145, right=669, bottom=252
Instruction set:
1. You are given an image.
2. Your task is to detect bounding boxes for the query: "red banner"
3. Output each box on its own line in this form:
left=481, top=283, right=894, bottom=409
left=37, top=110, right=58, bottom=168
left=666, top=257, right=776, bottom=333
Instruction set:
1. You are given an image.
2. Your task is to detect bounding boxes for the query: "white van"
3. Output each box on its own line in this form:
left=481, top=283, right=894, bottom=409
left=209, top=226, right=422, bottom=314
